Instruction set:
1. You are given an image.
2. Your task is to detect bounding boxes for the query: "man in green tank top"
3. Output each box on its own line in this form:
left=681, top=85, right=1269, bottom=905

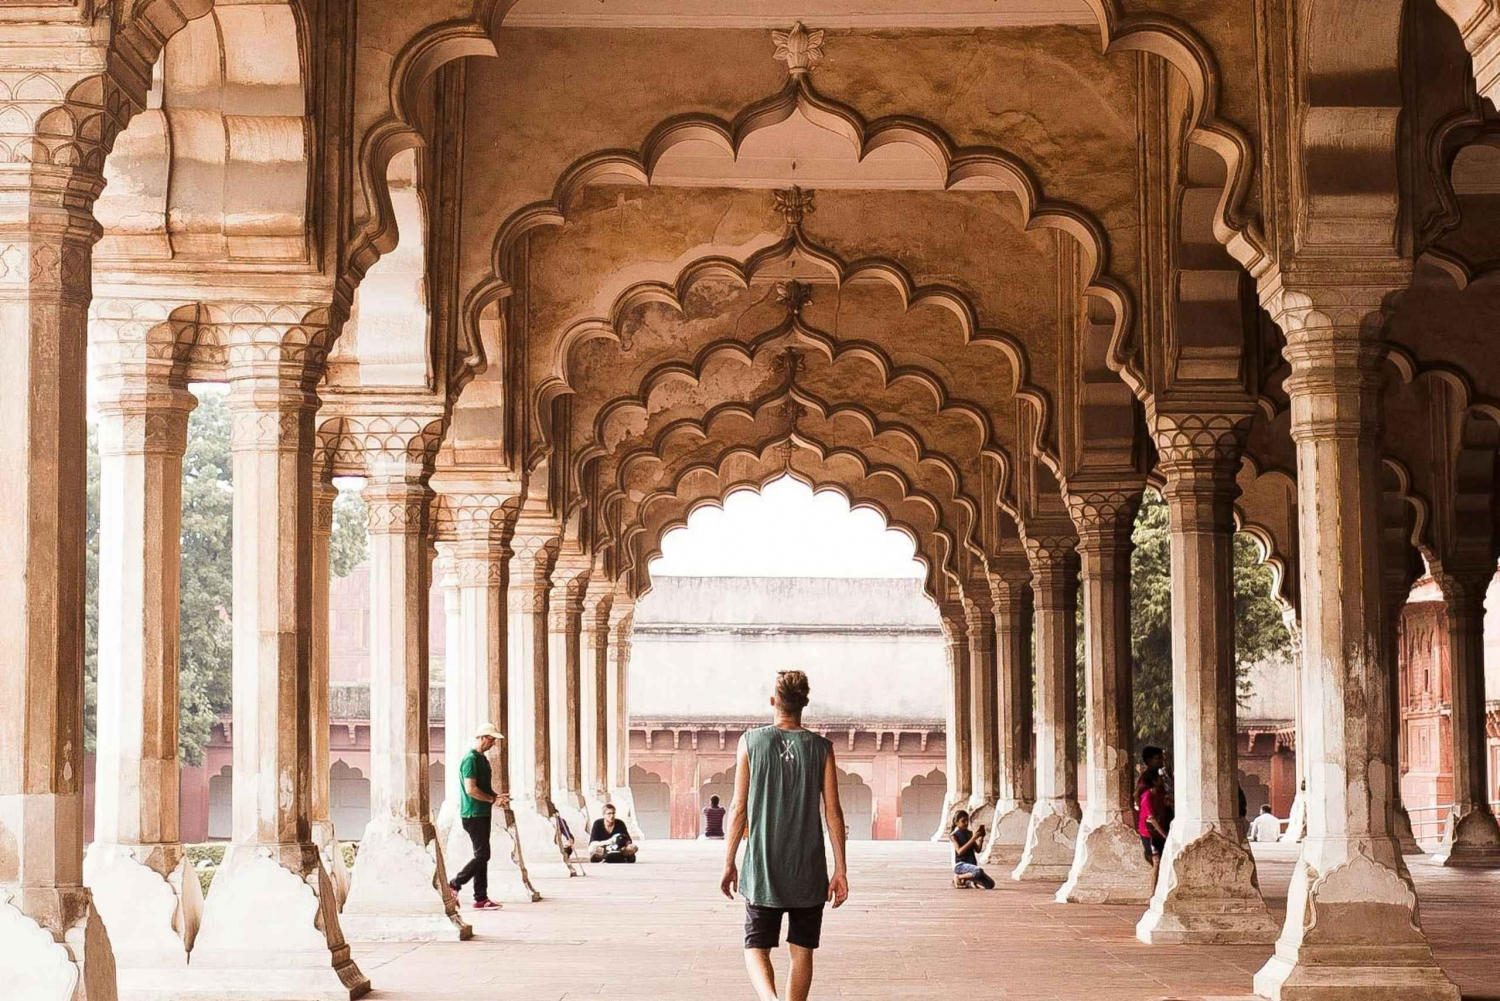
left=720, top=670, right=849, bottom=1001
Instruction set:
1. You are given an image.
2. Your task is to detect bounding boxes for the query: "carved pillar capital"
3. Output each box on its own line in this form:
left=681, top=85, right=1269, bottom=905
left=509, top=529, right=560, bottom=612
left=1022, top=531, right=1080, bottom=607
left=1064, top=479, right=1144, bottom=557
left=1149, top=410, right=1250, bottom=532
left=548, top=556, right=592, bottom=630
left=312, top=477, right=338, bottom=541
left=213, top=302, right=336, bottom=391
left=362, top=477, right=432, bottom=538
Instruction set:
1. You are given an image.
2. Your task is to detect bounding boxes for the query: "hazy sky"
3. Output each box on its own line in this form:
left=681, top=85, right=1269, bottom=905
left=650, top=475, right=925, bottom=578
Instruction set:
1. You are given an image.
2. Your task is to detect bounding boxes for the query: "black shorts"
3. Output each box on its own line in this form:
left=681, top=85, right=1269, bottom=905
left=744, top=902, right=825, bottom=950
left=1140, top=833, right=1165, bottom=862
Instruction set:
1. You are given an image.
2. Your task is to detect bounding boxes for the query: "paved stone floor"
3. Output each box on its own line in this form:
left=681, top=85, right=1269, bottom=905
left=355, top=840, right=1500, bottom=1000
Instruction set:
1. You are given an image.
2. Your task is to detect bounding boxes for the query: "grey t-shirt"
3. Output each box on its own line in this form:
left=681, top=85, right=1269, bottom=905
left=739, top=725, right=831, bottom=908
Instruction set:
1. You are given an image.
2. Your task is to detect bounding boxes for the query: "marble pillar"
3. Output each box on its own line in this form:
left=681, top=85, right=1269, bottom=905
left=607, top=598, right=645, bottom=838
left=986, top=568, right=1035, bottom=867
left=0, top=122, right=117, bottom=1001
left=1431, top=566, right=1500, bottom=866
left=1013, top=539, right=1081, bottom=881
left=582, top=586, right=615, bottom=819
left=1379, top=583, right=1422, bottom=855
left=507, top=531, right=567, bottom=871
left=933, top=604, right=973, bottom=840
left=1137, top=410, right=1275, bottom=944
left=1253, top=295, right=1456, bottom=999
left=84, top=377, right=203, bottom=991
left=1059, top=487, right=1155, bottom=904
left=342, top=472, right=469, bottom=941
left=547, top=557, right=592, bottom=850
left=965, top=588, right=999, bottom=829
left=1278, top=608, right=1309, bottom=845
left=309, top=477, right=350, bottom=906
left=190, top=341, right=369, bottom=999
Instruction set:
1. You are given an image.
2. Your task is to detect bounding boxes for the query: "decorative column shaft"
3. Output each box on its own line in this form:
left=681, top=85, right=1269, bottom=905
left=191, top=317, right=368, bottom=998
left=342, top=463, right=469, bottom=942
left=608, top=596, right=644, bottom=838
left=308, top=476, right=350, bottom=906
left=1013, top=537, right=1082, bottom=880
left=965, top=586, right=999, bottom=828
left=1278, top=607, right=1309, bottom=844
left=986, top=567, right=1035, bottom=866
left=1058, top=485, right=1154, bottom=904
left=84, top=371, right=204, bottom=985
left=1379, top=574, right=1422, bottom=854
left=582, top=584, right=615, bottom=817
left=507, top=528, right=565, bottom=869
left=1137, top=410, right=1274, bottom=944
left=933, top=603, right=972, bottom=840
left=1253, top=293, right=1455, bottom=999
left=1431, top=566, right=1500, bottom=866
left=547, top=556, right=592, bottom=848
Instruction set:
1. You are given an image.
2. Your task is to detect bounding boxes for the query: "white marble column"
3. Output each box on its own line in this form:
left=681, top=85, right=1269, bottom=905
left=933, top=603, right=973, bottom=840
left=1253, top=292, right=1456, bottom=998
left=965, top=586, right=999, bottom=829
left=1137, top=411, right=1275, bottom=944
left=309, top=476, right=351, bottom=906
left=1059, top=486, right=1155, bottom=904
left=1379, top=572, right=1422, bottom=854
left=608, top=596, right=644, bottom=838
left=507, top=529, right=566, bottom=871
left=582, top=584, right=615, bottom=819
left=986, top=565, right=1035, bottom=866
left=1278, top=607, right=1309, bottom=844
left=1013, top=538, right=1082, bottom=881
left=548, top=556, right=592, bottom=848
left=0, top=109, right=118, bottom=1000
left=1431, top=565, right=1500, bottom=866
left=342, top=465, right=469, bottom=942
left=190, top=324, right=368, bottom=998
left=83, top=370, right=203, bottom=989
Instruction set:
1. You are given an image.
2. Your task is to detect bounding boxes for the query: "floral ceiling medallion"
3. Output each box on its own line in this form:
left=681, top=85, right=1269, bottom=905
left=772, top=22, right=825, bottom=76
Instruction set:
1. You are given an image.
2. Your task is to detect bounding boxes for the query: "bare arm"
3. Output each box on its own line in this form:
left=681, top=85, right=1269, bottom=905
left=719, top=737, right=752, bottom=899
left=464, top=776, right=496, bottom=804
left=822, top=744, right=849, bottom=907
left=950, top=829, right=985, bottom=856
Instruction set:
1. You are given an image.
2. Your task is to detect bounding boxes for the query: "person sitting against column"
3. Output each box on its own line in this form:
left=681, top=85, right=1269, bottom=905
left=448, top=722, right=510, bottom=909
left=703, top=794, right=728, bottom=839
left=1137, top=767, right=1169, bottom=882
left=589, top=803, right=638, bottom=862
left=1248, top=804, right=1282, bottom=842
left=948, top=810, right=995, bottom=889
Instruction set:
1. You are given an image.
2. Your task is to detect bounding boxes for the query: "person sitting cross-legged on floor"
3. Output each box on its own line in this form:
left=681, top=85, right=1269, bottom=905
left=589, top=803, right=639, bottom=863
left=949, top=810, right=996, bottom=889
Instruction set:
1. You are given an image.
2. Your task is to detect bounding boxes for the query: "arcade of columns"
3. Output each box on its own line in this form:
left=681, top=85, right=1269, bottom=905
left=6, top=1, right=1500, bottom=999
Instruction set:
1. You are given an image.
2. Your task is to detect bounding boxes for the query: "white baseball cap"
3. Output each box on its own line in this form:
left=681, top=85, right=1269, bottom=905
left=474, top=722, right=505, bottom=740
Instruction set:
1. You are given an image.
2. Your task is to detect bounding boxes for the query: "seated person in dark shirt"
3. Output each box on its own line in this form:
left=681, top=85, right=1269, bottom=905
left=948, top=810, right=996, bottom=889
left=588, top=803, right=638, bottom=863
left=702, top=795, right=727, bottom=839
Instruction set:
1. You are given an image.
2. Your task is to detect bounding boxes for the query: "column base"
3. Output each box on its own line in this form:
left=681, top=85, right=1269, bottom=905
left=83, top=842, right=201, bottom=992
left=1055, top=818, right=1154, bottom=904
left=1135, top=828, right=1276, bottom=944
left=1011, top=802, right=1080, bottom=881
left=188, top=843, right=369, bottom=1000
left=965, top=797, right=996, bottom=832
left=608, top=787, right=646, bottom=842
left=983, top=802, right=1033, bottom=867
left=0, top=884, right=117, bottom=1001
left=552, top=795, right=591, bottom=858
left=1254, top=851, right=1458, bottom=1001
left=444, top=811, right=542, bottom=903
left=309, top=821, right=350, bottom=909
left=1280, top=791, right=1307, bottom=844
left=1431, top=807, right=1500, bottom=867
left=512, top=797, right=572, bottom=876
left=342, top=820, right=471, bottom=942
left=1391, top=803, right=1422, bottom=856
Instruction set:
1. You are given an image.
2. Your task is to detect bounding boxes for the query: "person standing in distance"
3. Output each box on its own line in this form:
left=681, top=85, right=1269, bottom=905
left=448, top=722, right=510, bottom=909
left=720, top=670, right=849, bottom=1001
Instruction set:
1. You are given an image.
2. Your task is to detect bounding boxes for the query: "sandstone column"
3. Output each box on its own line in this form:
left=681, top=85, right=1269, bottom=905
left=342, top=439, right=470, bottom=942
left=0, top=65, right=119, bottom=999
left=83, top=350, right=203, bottom=988
left=964, top=586, right=999, bottom=829
left=1380, top=567, right=1422, bottom=855
left=608, top=597, right=645, bottom=838
left=309, top=475, right=351, bottom=905
left=1278, top=607, right=1309, bottom=844
left=1058, top=484, right=1155, bottom=904
left=582, top=584, right=615, bottom=818
left=190, top=309, right=368, bottom=998
left=548, top=555, right=592, bottom=848
left=507, top=527, right=566, bottom=869
left=1136, top=410, right=1275, bottom=944
left=933, top=603, right=973, bottom=840
left=1253, top=290, right=1456, bottom=999
left=1430, top=564, right=1500, bottom=866
left=986, top=563, right=1035, bottom=866
left=1013, top=537, right=1082, bottom=881
left=433, top=487, right=540, bottom=904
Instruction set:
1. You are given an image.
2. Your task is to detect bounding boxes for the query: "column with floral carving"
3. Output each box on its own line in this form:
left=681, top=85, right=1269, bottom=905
left=1254, top=288, right=1456, bottom=998
left=985, top=558, right=1035, bottom=866
left=1057, top=482, right=1154, bottom=904
left=1013, top=534, right=1082, bottom=880
left=1136, top=409, right=1275, bottom=944
left=933, top=601, right=973, bottom=840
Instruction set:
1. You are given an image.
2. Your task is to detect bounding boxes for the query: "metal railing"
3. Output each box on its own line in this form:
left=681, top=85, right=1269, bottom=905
left=1405, top=801, right=1500, bottom=841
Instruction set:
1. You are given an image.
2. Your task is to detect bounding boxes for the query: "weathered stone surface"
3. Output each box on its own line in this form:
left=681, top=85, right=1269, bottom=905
left=1056, top=819, right=1153, bottom=905
left=81, top=844, right=200, bottom=992
left=1136, top=830, right=1278, bottom=945
left=1012, top=806, right=1081, bottom=882
left=342, top=823, right=470, bottom=942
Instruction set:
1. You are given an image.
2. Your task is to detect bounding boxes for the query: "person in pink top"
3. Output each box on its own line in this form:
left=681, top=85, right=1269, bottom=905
left=1137, top=767, right=1169, bottom=884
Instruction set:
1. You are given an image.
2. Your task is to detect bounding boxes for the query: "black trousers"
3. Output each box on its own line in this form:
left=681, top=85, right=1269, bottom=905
left=452, top=816, right=492, bottom=900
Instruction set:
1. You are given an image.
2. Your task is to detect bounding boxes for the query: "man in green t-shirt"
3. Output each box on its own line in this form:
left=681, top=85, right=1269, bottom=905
left=447, top=722, right=509, bottom=909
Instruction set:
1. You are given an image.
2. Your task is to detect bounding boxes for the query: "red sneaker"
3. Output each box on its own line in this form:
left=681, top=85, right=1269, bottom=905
left=472, top=898, right=501, bottom=910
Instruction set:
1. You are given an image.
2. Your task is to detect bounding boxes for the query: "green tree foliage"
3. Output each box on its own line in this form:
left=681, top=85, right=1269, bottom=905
left=1128, top=490, right=1293, bottom=750
left=330, top=488, right=368, bottom=578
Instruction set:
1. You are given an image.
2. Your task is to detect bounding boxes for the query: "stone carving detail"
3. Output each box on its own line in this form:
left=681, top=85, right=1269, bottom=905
left=773, top=187, right=815, bottom=230
left=1150, top=412, right=1252, bottom=467
left=1064, top=487, right=1141, bottom=539
left=771, top=23, right=825, bottom=76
